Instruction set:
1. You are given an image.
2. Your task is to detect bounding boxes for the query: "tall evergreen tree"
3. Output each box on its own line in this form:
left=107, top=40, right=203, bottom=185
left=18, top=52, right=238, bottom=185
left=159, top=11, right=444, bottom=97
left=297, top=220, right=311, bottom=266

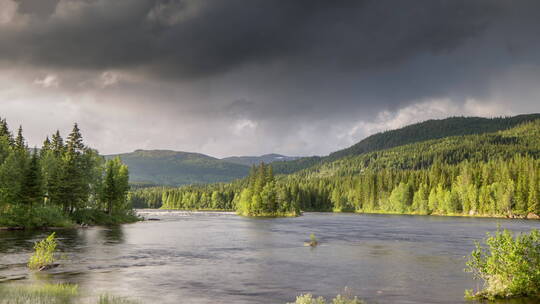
left=15, top=126, right=26, bottom=151
left=21, top=151, right=43, bottom=207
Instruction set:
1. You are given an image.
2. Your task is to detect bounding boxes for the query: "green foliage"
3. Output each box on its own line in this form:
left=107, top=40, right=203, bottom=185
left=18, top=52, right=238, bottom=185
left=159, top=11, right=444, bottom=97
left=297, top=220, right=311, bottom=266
left=0, top=205, right=72, bottom=229
left=274, top=114, right=540, bottom=175
left=465, top=229, right=540, bottom=299
left=133, top=119, right=540, bottom=219
left=288, top=294, right=364, bottom=304
left=0, top=118, right=136, bottom=229
left=289, top=294, right=326, bottom=304
left=237, top=163, right=300, bottom=217
left=307, top=233, right=319, bottom=247
left=71, top=209, right=139, bottom=226
left=0, top=284, right=139, bottom=304
left=98, top=295, right=140, bottom=304
left=28, top=232, right=57, bottom=271
left=223, top=153, right=299, bottom=166
left=102, top=157, right=130, bottom=215
left=0, top=283, right=78, bottom=304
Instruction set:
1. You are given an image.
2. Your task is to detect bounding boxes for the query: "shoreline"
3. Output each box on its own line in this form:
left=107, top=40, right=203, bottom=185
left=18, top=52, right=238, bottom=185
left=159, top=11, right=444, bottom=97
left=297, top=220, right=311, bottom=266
left=136, top=208, right=540, bottom=220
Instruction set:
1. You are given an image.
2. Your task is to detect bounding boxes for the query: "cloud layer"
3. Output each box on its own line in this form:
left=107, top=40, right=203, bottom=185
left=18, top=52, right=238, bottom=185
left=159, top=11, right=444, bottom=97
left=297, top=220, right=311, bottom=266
left=0, top=0, right=539, bottom=157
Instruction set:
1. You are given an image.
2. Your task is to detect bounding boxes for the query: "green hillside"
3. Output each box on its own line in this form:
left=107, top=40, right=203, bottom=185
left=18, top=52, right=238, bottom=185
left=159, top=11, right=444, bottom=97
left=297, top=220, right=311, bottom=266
left=107, top=150, right=250, bottom=186
left=222, top=153, right=300, bottom=166
left=133, top=117, right=540, bottom=218
left=272, top=114, right=540, bottom=174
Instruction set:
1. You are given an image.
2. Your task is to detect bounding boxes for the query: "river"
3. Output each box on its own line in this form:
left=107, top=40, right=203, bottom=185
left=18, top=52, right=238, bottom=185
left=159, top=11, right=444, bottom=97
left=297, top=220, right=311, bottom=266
left=1, top=211, right=539, bottom=303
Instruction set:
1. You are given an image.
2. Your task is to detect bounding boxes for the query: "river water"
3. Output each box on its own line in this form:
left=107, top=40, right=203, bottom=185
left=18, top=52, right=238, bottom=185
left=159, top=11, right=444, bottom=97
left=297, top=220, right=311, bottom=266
left=1, top=211, right=539, bottom=303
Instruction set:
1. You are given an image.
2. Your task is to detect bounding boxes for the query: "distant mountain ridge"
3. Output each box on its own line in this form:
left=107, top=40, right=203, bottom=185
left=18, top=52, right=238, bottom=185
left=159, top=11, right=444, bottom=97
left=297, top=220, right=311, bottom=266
left=106, top=150, right=299, bottom=186
left=107, top=149, right=249, bottom=186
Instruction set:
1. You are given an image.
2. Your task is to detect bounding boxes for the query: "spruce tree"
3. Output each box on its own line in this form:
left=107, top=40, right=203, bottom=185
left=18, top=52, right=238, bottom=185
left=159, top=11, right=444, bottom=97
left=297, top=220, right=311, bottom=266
left=67, top=123, right=85, bottom=154
left=51, top=131, right=64, bottom=155
left=21, top=151, right=43, bottom=207
left=15, top=126, right=26, bottom=151
left=0, top=118, right=14, bottom=147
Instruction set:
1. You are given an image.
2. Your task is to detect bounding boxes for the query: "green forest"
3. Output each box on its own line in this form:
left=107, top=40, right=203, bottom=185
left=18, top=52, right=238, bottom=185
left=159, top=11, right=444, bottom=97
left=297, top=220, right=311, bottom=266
left=0, top=118, right=136, bottom=228
left=131, top=119, right=540, bottom=218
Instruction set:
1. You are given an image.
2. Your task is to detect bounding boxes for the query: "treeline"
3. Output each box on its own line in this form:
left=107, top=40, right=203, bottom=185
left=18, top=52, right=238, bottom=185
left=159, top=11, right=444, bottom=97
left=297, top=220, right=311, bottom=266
left=131, top=120, right=540, bottom=218
left=289, top=155, right=539, bottom=216
left=0, top=118, right=135, bottom=228
left=145, top=163, right=300, bottom=216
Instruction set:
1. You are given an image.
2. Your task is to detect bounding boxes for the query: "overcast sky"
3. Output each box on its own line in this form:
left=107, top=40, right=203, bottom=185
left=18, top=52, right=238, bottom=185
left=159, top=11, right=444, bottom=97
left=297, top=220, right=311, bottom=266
left=0, top=0, right=539, bottom=157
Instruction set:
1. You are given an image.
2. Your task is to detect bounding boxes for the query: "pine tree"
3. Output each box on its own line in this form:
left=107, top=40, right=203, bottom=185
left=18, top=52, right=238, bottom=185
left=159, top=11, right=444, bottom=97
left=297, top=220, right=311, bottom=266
left=21, top=151, right=43, bottom=207
left=41, top=137, right=52, bottom=156
left=51, top=131, right=65, bottom=155
left=0, top=152, right=24, bottom=206
left=67, top=123, right=85, bottom=155
left=0, top=118, right=14, bottom=147
left=15, top=126, right=26, bottom=151
left=527, top=169, right=539, bottom=214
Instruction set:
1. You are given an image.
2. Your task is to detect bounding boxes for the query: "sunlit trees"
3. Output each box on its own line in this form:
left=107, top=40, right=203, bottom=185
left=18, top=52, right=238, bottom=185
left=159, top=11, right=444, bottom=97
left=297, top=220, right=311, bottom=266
left=0, top=118, right=135, bottom=228
left=134, top=120, right=540, bottom=219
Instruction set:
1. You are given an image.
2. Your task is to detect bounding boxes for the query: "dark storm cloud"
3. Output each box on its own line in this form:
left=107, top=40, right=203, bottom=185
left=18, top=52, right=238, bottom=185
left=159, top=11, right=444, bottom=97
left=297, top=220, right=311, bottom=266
left=1, top=0, right=508, bottom=78
left=1, top=0, right=540, bottom=156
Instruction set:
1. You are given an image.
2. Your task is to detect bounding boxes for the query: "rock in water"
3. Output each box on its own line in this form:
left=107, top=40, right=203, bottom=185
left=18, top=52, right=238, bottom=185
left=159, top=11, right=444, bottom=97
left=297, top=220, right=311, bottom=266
left=526, top=213, right=540, bottom=219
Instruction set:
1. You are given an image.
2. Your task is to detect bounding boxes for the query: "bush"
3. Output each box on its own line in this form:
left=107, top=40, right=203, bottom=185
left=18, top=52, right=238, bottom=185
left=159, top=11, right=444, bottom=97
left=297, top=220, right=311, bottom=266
left=289, top=294, right=364, bottom=304
left=71, top=209, right=140, bottom=226
left=465, top=229, right=540, bottom=299
left=28, top=232, right=57, bottom=271
left=0, top=205, right=73, bottom=229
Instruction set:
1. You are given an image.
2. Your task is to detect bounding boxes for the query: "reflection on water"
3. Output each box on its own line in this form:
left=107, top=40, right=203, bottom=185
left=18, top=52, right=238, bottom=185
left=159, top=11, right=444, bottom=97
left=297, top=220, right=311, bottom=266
left=1, top=212, right=539, bottom=304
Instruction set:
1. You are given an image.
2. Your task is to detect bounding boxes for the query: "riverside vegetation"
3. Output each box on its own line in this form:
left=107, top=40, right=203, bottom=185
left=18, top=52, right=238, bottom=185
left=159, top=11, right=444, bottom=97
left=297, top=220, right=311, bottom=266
left=0, top=283, right=140, bottom=304
left=465, top=229, right=540, bottom=300
left=131, top=119, right=540, bottom=219
left=0, top=118, right=136, bottom=229
left=28, top=232, right=57, bottom=271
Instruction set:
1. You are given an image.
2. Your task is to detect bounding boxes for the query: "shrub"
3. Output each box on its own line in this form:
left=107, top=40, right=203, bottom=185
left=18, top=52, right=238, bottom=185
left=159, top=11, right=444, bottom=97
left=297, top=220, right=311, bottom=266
left=71, top=209, right=140, bottom=226
left=0, top=205, right=73, bottom=229
left=465, top=229, right=540, bottom=299
left=28, top=232, right=57, bottom=271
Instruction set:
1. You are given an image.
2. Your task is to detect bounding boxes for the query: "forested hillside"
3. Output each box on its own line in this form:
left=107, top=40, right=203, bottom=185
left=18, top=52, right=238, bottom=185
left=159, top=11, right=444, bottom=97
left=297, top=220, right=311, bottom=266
left=108, top=150, right=250, bottom=186
left=131, top=119, right=540, bottom=218
left=222, top=154, right=299, bottom=166
left=118, top=115, right=540, bottom=186
left=272, top=114, right=540, bottom=174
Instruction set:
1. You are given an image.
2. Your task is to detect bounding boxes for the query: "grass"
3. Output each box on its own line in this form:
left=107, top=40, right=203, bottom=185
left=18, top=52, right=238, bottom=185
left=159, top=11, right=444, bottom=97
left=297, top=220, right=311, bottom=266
left=0, top=284, right=140, bottom=304
left=97, top=295, right=140, bottom=304
left=465, top=229, right=540, bottom=300
left=288, top=293, right=364, bottom=304
left=0, top=283, right=78, bottom=304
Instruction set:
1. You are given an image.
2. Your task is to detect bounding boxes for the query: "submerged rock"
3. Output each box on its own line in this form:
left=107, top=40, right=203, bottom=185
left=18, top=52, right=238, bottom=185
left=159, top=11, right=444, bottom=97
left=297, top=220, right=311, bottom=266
left=304, top=240, right=319, bottom=247
left=38, top=263, right=60, bottom=271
